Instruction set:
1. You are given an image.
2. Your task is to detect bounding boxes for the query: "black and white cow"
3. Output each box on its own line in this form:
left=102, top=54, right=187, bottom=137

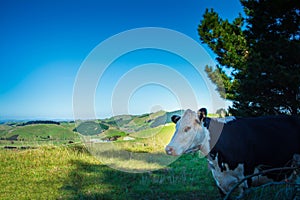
left=165, top=109, right=300, bottom=197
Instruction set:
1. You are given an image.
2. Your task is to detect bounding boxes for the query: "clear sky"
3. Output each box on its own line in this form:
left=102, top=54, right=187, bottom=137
left=0, top=0, right=244, bottom=120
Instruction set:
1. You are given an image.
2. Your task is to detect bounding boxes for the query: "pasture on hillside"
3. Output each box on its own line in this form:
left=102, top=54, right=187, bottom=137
left=0, top=113, right=221, bottom=199
left=0, top=112, right=298, bottom=199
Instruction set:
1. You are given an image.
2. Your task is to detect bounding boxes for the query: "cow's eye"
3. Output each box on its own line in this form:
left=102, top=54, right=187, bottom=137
left=184, top=126, right=191, bottom=132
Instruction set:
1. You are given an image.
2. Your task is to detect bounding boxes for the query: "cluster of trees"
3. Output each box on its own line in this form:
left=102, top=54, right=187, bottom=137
left=73, top=121, right=109, bottom=135
left=19, top=120, right=60, bottom=126
left=102, top=135, right=121, bottom=141
left=198, top=0, right=299, bottom=116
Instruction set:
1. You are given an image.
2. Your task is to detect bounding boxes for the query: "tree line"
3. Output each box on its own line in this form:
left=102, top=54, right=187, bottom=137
left=18, top=120, right=60, bottom=126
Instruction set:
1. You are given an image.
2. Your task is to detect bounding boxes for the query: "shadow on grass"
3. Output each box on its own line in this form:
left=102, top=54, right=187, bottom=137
left=90, top=148, right=178, bottom=172
left=60, top=153, right=221, bottom=200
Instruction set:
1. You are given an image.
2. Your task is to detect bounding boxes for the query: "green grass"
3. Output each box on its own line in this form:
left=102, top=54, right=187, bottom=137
left=117, top=124, right=175, bottom=153
left=207, top=113, right=219, bottom=118
left=81, top=124, right=176, bottom=172
left=0, top=121, right=297, bottom=199
left=1, top=144, right=297, bottom=200
left=130, top=125, right=168, bottom=138
left=102, top=110, right=169, bottom=132
left=0, top=124, right=11, bottom=137
left=3, top=124, right=76, bottom=140
left=0, top=144, right=220, bottom=200
left=102, top=129, right=127, bottom=138
left=0, top=123, right=80, bottom=148
left=129, top=114, right=150, bottom=126
left=149, top=110, right=166, bottom=119
left=1, top=111, right=296, bottom=199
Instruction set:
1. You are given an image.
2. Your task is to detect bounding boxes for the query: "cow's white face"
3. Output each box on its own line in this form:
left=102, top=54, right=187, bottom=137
left=165, top=109, right=210, bottom=156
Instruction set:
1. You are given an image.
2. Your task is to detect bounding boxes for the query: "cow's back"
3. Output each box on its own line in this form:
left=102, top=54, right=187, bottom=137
left=209, top=115, right=300, bottom=181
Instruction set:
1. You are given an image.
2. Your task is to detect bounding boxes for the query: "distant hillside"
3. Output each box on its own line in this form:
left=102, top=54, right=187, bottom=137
left=19, top=120, right=60, bottom=126
left=149, top=110, right=184, bottom=128
left=73, top=121, right=109, bottom=136
left=99, top=110, right=183, bottom=133
left=0, top=110, right=191, bottom=146
left=0, top=124, right=77, bottom=141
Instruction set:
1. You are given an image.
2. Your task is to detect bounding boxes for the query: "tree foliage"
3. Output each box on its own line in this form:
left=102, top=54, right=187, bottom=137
left=216, top=108, right=228, bottom=117
left=198, top=0, right=300, bottom=116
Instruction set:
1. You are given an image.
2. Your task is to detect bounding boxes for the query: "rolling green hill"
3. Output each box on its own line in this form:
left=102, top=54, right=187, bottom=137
left=0, top=125, right=12, bottom=138
left=100, top=110, right=183, bottom=132
left=2, top=124, right=77, bottom=140
left=0, top=110, right=202, bottom=147
left=74, top=121, right=109, bottom=136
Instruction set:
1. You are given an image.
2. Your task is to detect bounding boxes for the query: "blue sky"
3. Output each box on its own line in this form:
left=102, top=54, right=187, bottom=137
left=0, top=0, right=244, bottom=120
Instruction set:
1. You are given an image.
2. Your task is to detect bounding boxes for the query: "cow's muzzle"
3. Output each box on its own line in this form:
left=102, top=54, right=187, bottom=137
left=165, top=146, right=177, bottom=156
left=165, top=145, right=201, bottom=156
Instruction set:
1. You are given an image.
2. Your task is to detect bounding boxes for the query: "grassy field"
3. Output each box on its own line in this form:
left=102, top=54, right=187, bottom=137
left=1, top=111, right=297, bottom=199
left=0, top=123, right=79, bottom=147
left=1, top=145, right=297, bottom=200
left=85, top=124, right=177, bottom=173
left=0, top=145, right=219, bottom=200
left=0, top=113, right=221, bottom=199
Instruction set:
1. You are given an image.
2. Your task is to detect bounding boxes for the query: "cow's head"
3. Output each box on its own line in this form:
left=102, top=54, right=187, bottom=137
left=165, top=109, right=210, bottom=156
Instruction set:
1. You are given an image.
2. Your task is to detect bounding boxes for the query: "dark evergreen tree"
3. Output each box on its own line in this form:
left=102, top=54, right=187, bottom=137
left=198, top=0, right=300, bottom=116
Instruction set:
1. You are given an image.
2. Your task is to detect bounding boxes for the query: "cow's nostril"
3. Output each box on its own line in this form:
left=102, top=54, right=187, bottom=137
left=165, top=146, right=174, bottom=155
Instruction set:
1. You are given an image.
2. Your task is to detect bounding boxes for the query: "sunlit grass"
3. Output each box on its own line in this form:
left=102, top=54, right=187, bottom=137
left=0, top=145, right=96, bottom=199
left=0, top=144, right=219, bottom=200
left=82, top=124, right=177, bottom=172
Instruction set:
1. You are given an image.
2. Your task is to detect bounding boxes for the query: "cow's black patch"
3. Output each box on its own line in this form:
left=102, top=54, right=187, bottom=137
left=208, top=115, right=300, bottom=185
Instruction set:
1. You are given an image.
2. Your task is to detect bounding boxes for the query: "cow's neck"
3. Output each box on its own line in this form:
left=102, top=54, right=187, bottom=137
left=199, top=119, right=225, bottom=156
left=207, top=119, right=224, bottom=154
left=195, top=119, right=226, bottom=156
left=199, top=125, right=211, bottom=155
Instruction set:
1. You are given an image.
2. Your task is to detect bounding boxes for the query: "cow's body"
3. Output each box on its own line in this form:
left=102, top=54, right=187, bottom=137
left=165, top=109, right=300, bottom=197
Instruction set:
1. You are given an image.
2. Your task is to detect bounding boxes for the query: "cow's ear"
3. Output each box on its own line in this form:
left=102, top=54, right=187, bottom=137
left=198, top=107, right=207, bottom=122
left=171, top=115, right=181, bottom=124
